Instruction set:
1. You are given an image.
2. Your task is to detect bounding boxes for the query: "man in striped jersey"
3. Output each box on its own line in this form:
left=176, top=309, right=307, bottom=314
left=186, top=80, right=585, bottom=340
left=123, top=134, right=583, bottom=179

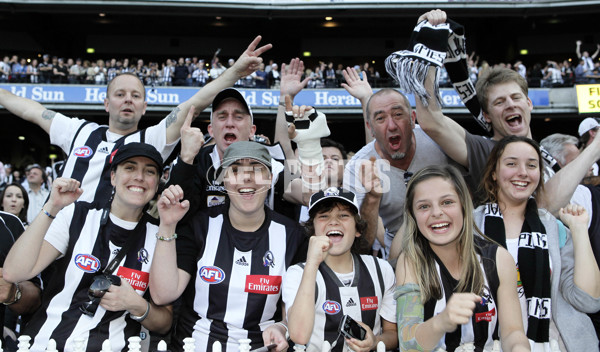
left=0, top=35, right=271, bottom=207
left=151, top=141, right=308, bottom=352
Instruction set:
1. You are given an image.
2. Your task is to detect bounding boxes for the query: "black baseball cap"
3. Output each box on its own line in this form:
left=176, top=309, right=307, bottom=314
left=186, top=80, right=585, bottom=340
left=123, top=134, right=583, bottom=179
left=308, top=187, right=359, bottom=216
left=210, top=88, right=253, bottom=123
left=110, top=143, right=163, bottom=171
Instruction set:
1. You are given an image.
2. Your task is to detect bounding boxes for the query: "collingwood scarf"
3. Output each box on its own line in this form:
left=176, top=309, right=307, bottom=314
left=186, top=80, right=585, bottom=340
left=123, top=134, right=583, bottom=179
left=385, top=18, right=489, bottom=133
left=478, top=199, right=551, bottom=344
left=385, top=18, right=562, bottom=174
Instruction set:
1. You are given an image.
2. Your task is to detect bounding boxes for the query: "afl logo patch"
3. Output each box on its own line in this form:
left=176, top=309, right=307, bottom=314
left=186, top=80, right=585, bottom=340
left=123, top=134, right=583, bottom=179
left=74, top=254, right=101, bottom=273
left=73, top=146, right=93, bottom=158
left=322, top=300, right=341, bottom=315
left=199, top=266, right=225, bottom=284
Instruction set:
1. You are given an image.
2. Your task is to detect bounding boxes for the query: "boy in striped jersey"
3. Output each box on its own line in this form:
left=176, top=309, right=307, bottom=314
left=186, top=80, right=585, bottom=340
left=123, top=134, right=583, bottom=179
left=282, top=187, right=397, bottom=351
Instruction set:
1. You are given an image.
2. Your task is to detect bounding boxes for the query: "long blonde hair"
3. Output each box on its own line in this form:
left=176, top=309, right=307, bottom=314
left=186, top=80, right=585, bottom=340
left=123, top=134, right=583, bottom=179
left=401, top=165, right=486, bottom=302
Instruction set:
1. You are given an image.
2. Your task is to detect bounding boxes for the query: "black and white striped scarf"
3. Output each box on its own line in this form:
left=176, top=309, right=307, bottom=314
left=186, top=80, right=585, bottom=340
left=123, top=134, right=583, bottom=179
left=385, top=17, right=562, bottom=174
left=385, top=18, right=490, bottom=134
left=479, top=199, right=551, bottom=344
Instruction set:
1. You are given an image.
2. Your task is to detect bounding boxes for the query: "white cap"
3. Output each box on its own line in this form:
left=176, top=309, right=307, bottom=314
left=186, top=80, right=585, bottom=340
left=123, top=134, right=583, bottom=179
left=578, top=117, right=600, bottom=136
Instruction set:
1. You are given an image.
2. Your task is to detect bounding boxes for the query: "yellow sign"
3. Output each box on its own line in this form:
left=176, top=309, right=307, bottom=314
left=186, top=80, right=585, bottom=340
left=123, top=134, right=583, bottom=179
left=576, top=84, right=600, bottom=113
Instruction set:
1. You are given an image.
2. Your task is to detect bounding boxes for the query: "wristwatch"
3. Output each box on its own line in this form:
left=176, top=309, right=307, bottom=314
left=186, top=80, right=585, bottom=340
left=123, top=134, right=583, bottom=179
left=3, top=282, right=21, bottom=306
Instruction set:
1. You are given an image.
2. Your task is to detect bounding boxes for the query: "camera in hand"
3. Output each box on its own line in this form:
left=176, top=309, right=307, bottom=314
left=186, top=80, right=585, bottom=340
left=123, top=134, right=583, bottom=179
left=80, top=274, right=121, bottom=316
left=249, top=344, right=277, bottom=352
left=339, top=315, right=366, bottom=340
left=253, top=135, right=267, bottom=144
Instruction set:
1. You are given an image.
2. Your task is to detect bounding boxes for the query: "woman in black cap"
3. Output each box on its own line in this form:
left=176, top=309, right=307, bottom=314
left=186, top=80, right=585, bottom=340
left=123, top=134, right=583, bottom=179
left=3, top=142, right=172, bottom=352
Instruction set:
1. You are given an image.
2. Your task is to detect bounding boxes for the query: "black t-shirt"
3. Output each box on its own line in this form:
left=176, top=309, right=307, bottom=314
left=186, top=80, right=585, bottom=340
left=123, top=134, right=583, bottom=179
left=0, top=211, right=27, bottom=344
left=0, top=211, right=24, bottom=266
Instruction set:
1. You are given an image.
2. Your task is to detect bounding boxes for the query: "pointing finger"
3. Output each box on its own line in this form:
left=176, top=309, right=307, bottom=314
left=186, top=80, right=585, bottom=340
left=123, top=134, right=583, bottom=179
left=183, top=105, right=195, bottom=129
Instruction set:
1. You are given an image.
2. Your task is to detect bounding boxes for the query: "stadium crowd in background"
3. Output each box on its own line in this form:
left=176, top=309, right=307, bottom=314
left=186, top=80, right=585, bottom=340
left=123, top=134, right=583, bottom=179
left=1, top=46, right=598, bottom=89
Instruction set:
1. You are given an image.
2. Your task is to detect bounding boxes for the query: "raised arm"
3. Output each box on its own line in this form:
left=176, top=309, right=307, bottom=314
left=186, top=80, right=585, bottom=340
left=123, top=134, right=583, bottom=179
left=287, top=236, right=331, bottom=344
left=0, top=88, right=53, bottom=134
left=592, top=43, right=600, bottom=60
left=164, top=35, right=272, bottom=144
left=176, top=106, right=204, bottom=166
left=408, top=10, right=470, bottom=167
left=559, top=204, right=600, bottom=298
left=149, top=185, right=192, bottom=305
left=165, top=107, right=205, bottom=218
left=388, top=221, right=406, bottom=267
left=282, top=97, right=330, bottom=206
left=576, top=40, right=583, bottom=59
left=541, top=133, right=600, bottom=215
left=275, top=58, right=310, bottom=160
left=416, top=63, right=469, bottom=167
left=341, top=67, right=373, bottom=144
left=469, top=51, right=479, bottom=67
left=3, top=178, right=82, bottom=283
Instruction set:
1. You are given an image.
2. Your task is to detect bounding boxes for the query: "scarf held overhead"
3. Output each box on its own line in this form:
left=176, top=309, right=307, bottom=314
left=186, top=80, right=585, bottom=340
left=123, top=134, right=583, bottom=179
left=385, top=17, right=561, bottom=173
left=385, top=18, right=490, bottom=134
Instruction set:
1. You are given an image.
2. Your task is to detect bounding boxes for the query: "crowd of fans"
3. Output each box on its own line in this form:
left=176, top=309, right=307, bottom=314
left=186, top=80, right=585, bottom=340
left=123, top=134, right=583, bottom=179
left=1, top=10, right=600, bottom=351
left=2, top=42, right=599, bottom=91
left=0, top=54, right=390, bottom=89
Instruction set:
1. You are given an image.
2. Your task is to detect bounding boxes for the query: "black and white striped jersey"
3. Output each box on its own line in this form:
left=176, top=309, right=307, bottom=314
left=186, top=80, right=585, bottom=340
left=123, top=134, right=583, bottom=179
left=24, top=202, right=159, bottom=352
left=282, top=254, right=396, bottom=352
left=425, top=238, right=500, bottom=351
left=49, top=113, right=176, bottom=205
left=173, top=204, right=307, bottom=352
